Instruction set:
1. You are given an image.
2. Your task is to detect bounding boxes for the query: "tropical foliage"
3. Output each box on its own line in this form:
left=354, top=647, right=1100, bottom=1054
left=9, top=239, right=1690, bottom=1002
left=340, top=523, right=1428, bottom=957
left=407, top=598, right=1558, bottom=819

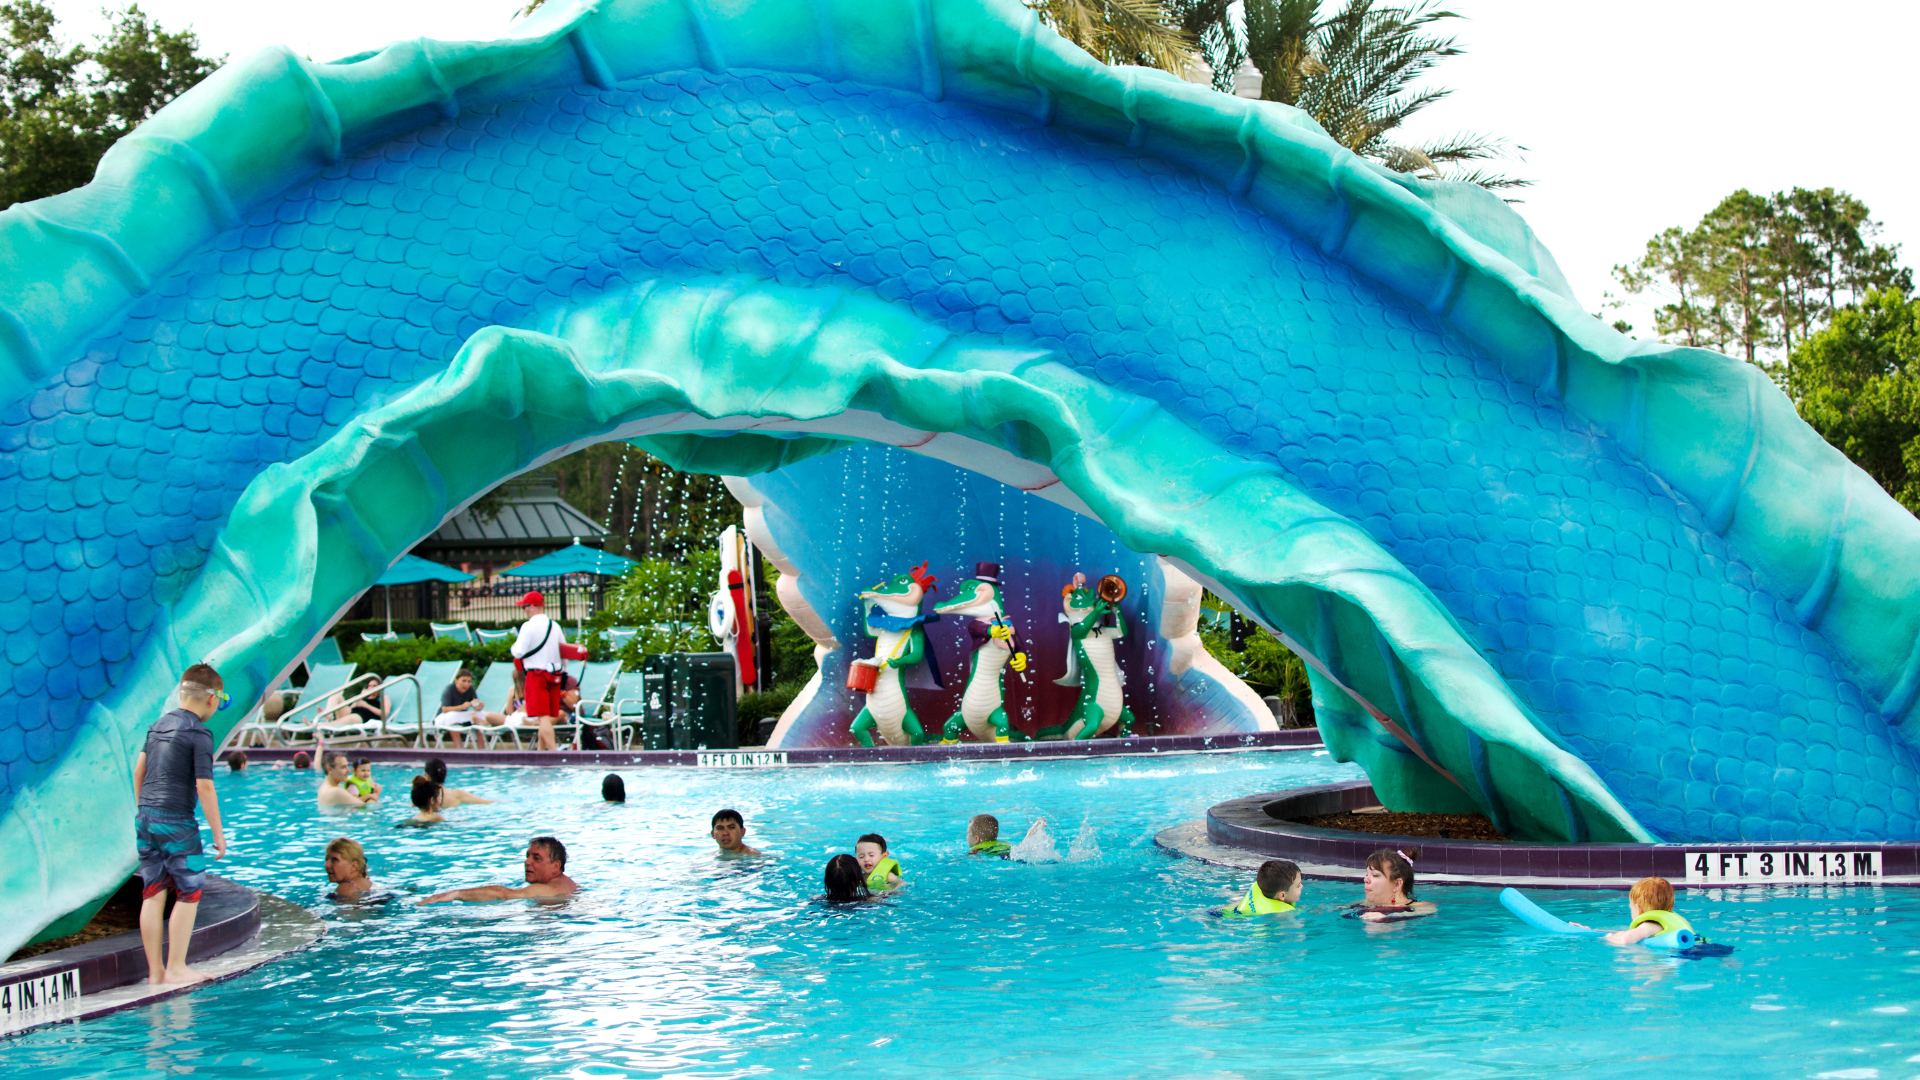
left=1611, top=187, right=1910, bottom=366
left=0, top=1, right=220, bottom=209
left=1785, top=290, right=1920, bottom=514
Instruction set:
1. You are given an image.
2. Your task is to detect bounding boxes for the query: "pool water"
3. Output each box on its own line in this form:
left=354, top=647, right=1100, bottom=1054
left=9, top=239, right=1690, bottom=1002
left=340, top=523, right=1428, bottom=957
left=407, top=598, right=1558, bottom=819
left=10, top=750, right=1920, bottom=1079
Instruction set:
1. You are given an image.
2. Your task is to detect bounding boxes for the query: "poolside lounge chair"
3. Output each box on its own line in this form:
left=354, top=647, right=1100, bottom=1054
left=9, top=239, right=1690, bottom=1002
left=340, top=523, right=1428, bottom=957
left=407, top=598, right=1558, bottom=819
left=558, top=661, right=622, bottom=749
left=381, top=660, right=464, bottom=747
left=475, top=627, right=515, bottom=644
left=307, top=637, right=344, bottom=667
left=607, top=671, right=648, bottom=749
left=469, top=662, right=520, bottom=749
left=605, top=627, right=638, bottom=650
left=272, top=663, right=367, bottom=745
left=430, top=621, right=474, bottom=644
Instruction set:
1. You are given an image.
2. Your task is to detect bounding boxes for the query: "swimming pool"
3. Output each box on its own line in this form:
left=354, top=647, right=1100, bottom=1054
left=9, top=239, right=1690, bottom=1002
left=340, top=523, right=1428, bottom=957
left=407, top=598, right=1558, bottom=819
left=9, top=750, right=1920, bottom=1079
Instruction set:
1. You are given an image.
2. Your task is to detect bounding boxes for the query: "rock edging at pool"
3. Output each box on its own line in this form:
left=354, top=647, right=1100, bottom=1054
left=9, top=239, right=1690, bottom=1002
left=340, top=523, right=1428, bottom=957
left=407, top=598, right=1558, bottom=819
left=0, top=878, right=321, bottom=1038
left=1158, top=780, right=1920, bottom=890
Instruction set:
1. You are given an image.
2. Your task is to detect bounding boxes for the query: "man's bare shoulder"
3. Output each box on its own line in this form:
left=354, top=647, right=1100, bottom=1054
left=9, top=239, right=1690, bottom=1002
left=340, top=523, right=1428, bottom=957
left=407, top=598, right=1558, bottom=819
left=523, top=874, right=577, bottom=898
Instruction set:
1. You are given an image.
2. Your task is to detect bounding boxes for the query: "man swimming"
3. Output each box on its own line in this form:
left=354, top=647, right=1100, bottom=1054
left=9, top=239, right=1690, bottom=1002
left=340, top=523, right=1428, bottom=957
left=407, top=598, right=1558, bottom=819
left=318, top=752, right=369, bottom=808
left=711, top=808, right=762, bottom=856
left=417, top=837, right=577, bottom=903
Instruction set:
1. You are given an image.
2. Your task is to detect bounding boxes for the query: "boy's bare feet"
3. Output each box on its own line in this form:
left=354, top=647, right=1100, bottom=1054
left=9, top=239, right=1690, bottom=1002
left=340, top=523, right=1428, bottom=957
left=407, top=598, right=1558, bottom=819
left=160, top=966, right=210, bottom=985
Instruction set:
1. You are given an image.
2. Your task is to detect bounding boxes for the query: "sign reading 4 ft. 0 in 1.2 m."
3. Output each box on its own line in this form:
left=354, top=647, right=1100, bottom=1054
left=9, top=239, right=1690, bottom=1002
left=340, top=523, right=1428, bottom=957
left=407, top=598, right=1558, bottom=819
left=1685, top=850, right=1882, bottom=884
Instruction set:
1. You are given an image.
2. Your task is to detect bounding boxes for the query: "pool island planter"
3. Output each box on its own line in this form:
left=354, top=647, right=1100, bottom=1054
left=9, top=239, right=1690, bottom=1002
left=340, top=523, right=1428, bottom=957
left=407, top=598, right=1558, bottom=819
left=0, top=878, right=320, bottom=1038
left=1184, top=780, right=1920, bottom=890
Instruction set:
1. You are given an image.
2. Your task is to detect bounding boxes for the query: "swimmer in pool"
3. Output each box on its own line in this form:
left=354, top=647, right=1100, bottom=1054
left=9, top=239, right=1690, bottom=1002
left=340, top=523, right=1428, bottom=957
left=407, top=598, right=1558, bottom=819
left=1348, top=848, right=1436, bottom=921
left=402, top=777, right=446, bottom=825
left=318, top=752, right=369, bottom=808
left=419, top=758, right=494, bottom=808
left=711, top=808, right=762, bottom=856
left=822, top=853, right=873, bottom=903
left=324, top=837, right=375, bottom=900
left=1571, top=876, right=1694, bottom=945
left=965, top=813, right=1047, bottom=858
left=854, top=833, right=903, bottom=890
left=344, top=758, right=381, bottom=802
left=418, top=837, right=577, bottom=904
left=1225, top=859, right=1303, bottom=917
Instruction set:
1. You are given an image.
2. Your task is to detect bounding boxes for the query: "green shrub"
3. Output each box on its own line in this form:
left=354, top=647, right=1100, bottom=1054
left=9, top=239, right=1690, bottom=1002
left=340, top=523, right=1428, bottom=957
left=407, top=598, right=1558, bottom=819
left=737, top=682, right=802, bottom=745
left=345, top=637, right=512, bottom=678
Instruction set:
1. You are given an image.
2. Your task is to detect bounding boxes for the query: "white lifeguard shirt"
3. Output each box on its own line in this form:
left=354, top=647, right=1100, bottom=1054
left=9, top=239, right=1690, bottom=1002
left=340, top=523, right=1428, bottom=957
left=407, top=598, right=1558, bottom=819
left=511, top=613, right=566, bottom=672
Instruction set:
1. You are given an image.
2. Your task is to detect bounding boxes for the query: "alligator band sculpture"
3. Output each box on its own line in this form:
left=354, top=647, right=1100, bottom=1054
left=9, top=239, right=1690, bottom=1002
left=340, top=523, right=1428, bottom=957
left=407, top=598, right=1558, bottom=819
left=4, top=0, right=1920, bottom=954
left=850, top=563, right=943, bottom=747
left=1043, top=573, right=1134, bottom=739
left=937, top=561, right=1027, bottom=743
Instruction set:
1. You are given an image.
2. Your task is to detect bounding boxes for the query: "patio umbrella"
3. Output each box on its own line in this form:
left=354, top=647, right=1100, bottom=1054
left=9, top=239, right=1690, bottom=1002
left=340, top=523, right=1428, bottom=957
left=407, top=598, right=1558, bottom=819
left=374, top=554, right=477, bottom=633
left=501, top=539, right=637, bottom=633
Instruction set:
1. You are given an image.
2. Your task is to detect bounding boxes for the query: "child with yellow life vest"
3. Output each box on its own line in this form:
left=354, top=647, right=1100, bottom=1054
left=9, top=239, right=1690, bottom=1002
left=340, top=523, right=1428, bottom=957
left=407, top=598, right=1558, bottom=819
left=856, top=833, right=903, bottom=890
left=1225, top=860, right=1303, bottom=917
left=1599, top=877, right=1693, bottom=945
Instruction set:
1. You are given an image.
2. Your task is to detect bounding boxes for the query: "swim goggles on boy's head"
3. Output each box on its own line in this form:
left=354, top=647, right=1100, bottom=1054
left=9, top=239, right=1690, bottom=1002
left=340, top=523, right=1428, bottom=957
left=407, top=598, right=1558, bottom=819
left=181, top=683, right=231, bottom=710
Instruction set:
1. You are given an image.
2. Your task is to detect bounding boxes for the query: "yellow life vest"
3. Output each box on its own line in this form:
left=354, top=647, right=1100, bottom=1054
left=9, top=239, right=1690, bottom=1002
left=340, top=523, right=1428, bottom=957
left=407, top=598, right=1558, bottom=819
left=1629, top=909, right=1693, bottom=934
left=970, top=840, right=1011, bottom=857
left=1227, top=884, right=1296, bottom=917
left=865, top=856, right=902, bottom=890
left=344, top=775, right=374, bottom=798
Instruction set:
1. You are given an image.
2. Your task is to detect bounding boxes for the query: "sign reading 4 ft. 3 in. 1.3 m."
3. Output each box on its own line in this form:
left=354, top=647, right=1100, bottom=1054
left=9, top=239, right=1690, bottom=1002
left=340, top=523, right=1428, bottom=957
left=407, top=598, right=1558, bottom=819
left=1685, top=850, right=1882, bottom=884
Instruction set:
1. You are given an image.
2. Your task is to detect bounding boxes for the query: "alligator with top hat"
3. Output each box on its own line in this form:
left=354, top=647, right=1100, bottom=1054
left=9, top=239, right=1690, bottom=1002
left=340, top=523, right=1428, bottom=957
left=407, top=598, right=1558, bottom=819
left=936, top=561, right=1028, bottom=743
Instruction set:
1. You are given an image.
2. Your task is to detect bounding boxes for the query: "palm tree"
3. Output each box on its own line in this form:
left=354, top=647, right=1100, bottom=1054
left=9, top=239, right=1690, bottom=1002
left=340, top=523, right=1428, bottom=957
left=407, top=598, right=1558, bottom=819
left=1029, top=0, right=1197, bottom=75
left=1242, top=0, right=1526, bottom=189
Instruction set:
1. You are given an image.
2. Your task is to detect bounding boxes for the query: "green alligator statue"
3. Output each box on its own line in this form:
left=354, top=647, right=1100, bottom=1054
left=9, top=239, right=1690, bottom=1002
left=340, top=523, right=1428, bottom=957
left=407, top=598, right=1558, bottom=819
left=849, top=563, right=944, bottom=747
left=1043, top=574, right=1136, bottom=740
left=937, top=562, right=1029, bottom=743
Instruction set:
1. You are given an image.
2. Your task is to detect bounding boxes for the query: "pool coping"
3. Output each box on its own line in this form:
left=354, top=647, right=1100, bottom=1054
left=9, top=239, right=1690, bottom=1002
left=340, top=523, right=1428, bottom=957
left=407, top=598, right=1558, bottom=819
left=0, top=879, right=322, bottom=1037
left=1168, top=780, right=1920, bottom=890
left=224, top=728, right=1322, bottom=768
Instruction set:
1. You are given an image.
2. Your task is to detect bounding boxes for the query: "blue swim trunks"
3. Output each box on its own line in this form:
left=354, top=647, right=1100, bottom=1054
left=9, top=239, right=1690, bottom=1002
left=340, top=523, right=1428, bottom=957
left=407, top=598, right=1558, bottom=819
left=135, top=810, right=206, bottom=903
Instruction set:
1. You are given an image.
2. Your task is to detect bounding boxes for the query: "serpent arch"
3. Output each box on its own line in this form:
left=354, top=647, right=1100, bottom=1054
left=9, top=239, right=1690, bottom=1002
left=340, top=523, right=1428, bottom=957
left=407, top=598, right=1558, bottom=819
left=4, top=0, right=1920, bottom=951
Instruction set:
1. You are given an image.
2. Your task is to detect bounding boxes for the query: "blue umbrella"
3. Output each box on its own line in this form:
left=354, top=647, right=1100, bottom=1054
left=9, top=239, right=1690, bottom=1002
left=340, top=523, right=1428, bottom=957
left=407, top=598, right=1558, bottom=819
left=501, top=540, right=637, bottom=634
left=500, top=540, right=637, bottom=578
left=373, top=554, right=476, bottom=632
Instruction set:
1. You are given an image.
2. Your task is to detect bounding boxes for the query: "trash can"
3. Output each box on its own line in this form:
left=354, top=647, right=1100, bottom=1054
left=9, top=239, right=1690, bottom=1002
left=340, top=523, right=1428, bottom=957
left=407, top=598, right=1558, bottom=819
left=639, top=652, right=738, bottom=750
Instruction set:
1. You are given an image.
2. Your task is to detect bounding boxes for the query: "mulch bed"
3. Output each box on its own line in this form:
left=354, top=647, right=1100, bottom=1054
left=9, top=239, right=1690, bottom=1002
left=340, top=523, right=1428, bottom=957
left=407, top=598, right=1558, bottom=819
left=1296, top=810, right=1509, bottom=842
left=7, top=877, right=143, bottom=963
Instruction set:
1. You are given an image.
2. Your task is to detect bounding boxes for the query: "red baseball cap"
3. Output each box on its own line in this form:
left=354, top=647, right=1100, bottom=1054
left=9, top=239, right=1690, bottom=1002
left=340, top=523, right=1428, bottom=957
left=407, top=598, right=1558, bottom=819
left=514, top=590, right=545, bottom=607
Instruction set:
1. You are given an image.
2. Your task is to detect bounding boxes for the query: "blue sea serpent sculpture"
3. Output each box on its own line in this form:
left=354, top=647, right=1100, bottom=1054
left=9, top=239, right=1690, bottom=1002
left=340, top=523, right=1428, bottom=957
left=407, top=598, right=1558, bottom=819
left=1, top=0, right=1917, bottom=953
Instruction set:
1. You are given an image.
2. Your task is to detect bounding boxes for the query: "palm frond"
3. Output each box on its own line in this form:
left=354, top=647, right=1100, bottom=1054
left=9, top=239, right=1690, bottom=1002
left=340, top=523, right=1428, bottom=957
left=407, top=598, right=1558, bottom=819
left=1031, top=0, right=1197, bottom=75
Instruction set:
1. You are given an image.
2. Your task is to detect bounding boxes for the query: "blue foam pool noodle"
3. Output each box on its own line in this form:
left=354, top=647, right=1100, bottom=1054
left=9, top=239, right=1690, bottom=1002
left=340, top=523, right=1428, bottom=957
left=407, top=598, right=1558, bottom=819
left=1498, top=888, right=1605, bottom=937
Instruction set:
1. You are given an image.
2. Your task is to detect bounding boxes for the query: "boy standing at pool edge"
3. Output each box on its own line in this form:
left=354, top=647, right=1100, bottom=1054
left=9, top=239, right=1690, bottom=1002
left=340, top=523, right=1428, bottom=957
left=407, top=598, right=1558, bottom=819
left=132, top=663, right=229, bottom=984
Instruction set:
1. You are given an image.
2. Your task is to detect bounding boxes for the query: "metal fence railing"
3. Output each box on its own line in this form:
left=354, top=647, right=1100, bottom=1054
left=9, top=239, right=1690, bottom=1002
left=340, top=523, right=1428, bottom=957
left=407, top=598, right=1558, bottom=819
left=448, top=575, right=605, bottom=624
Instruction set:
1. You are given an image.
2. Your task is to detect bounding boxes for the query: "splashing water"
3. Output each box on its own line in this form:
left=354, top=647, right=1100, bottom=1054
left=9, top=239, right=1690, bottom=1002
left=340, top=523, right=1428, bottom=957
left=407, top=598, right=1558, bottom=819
left=1066, top=817, right=1100, bottom=863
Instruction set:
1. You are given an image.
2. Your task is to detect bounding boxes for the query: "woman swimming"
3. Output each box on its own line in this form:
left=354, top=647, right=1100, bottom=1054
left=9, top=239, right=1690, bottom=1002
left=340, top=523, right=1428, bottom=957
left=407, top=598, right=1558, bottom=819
left=1347, top=847, right=1437, bottom=921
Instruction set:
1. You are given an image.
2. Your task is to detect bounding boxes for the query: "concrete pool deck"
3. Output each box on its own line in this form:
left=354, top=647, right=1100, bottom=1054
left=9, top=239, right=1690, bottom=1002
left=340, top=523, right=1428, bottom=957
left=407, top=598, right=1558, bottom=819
left=0, top=878, right=321, bottom=1038
left=1160, top=779, right=1920, bottom=890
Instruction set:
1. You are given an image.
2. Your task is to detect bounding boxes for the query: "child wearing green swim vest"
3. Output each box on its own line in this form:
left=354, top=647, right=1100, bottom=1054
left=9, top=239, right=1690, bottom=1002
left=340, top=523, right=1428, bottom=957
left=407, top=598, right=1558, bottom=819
left=856, top=833, right=903, bottom=890
left=1598, top=876, right=1693, bottom=945
left=967, top=814, right=1012, bottom=857
left=1226, top=859, right=1302, bottom=917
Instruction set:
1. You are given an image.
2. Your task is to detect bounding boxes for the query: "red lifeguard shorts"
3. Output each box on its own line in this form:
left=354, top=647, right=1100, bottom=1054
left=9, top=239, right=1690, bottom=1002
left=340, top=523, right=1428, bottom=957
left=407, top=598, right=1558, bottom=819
left=523, top=669, right=564, bottom=718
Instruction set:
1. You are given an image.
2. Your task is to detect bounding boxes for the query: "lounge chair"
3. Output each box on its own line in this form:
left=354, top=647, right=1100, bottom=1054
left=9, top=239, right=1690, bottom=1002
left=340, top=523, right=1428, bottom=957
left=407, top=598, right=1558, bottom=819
left=558, top=661, right=623, bottom=749
left=430, top=621, right=474, bottom=644
left=475, top=627, right=515, bottom=643
left=469, top=663, right=521, bottom=749
left=272, top=663, right=368, bottom=745
left=382, top=660, right=464, bottom=747
left=307, top=637, right=345, bottom=667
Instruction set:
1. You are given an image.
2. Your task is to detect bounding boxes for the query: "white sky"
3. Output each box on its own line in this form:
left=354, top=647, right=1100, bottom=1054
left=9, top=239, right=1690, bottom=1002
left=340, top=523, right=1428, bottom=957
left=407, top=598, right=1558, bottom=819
left=51, top=0, right=1919, bottom=338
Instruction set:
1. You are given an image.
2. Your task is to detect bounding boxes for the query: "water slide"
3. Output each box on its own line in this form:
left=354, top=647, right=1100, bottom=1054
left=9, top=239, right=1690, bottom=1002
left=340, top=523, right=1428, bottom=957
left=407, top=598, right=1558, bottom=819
left=2, top=0, right=1918, bottom=956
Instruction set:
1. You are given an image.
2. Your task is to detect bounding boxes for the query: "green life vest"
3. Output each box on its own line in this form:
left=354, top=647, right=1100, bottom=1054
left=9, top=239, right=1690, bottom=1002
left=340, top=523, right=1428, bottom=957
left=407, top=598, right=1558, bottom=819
left=1227, top=884, right=1297, bottom=917
left=865, top=856, right=902, bottom=890
left=1630, top=909, right=1693, bottom=934
left=970, top=840, right=1011, bottom=857
left=344, top=775, right=374, bottom=798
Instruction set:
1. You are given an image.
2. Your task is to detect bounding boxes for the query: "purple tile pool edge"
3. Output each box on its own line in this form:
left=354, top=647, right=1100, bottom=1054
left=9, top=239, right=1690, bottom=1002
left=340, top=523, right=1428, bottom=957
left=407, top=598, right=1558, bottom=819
left=1, top=876, right=259, bottom=996
left=1204, top=780, right=1920, bottom=889
left=225, top=729, right=1321, bottom=768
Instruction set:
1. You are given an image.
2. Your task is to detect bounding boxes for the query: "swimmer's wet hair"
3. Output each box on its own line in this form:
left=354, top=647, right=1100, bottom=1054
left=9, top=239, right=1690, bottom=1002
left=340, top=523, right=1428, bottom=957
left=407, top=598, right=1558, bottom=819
left=857, top=833, right=887, bottom=852
left=602, top=774, right=626, bottom=802
left=326, top=837, right=368, bottom=876
left=1629, top=876, right=1675, bottom=913
left=824, top=853, right=870, bottom=903
left=424, top=758, right=448, bottom=784
left=227, top=750, right=248, bottom=771
left=1256, top=860, right=1300, bottom=899
left=411, top=777, right=441, bottom=811
left=1366, top=847, right=1419, bottom=900
left=292, top=751, right=311, bottom=768
left=712, top=808, right=744, bottom=828
left=968, top=814, right=999, bottom=843
left=530, top=835, right=567, bottom=870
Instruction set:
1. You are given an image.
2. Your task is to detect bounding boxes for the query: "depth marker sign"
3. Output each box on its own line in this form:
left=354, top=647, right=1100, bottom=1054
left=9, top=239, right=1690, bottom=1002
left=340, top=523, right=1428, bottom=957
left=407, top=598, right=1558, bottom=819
left=1684, top=850, right=1881, bottom=884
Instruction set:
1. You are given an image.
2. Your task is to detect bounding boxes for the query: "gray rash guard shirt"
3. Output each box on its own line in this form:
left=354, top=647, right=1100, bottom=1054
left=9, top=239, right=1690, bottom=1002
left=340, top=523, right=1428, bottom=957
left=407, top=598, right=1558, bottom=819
left=139, top=708, right=213, bottom=816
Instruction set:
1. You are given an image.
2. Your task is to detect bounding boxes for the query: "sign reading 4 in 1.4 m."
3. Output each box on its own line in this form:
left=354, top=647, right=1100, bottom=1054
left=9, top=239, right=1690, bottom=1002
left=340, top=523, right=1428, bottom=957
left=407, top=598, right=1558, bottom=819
left=1685, top=850, right=1882, bottom=884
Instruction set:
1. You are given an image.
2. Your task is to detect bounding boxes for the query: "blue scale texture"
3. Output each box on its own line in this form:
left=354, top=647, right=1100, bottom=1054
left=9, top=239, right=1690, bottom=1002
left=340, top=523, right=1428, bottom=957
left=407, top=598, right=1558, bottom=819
left=3, top=70, right=1913, bottom=840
